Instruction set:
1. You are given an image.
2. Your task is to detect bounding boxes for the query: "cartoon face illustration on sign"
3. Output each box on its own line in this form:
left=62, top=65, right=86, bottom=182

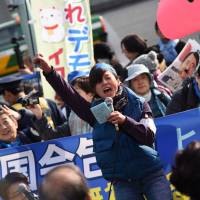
left=40, top=7, right=65, bottom=43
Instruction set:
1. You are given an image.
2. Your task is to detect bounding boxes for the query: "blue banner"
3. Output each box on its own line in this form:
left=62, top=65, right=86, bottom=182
left=155, top=107, right=200, bottom=174
left=0, top=134, right=113, bottom=199
left=1, top=108, right=200, bottom=199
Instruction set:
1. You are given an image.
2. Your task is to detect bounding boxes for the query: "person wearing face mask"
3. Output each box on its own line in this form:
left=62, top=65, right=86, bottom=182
left=33, top=54, right=172, bottom=200
left=125, top=64, right=171, bottom=118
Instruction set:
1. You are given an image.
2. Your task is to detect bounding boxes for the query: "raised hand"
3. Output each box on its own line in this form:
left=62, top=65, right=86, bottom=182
left=26, top=104, right=43, bottom=120
left=1, top=105, right=21, bottom=120
left=33, top=54, right=51, bottom=73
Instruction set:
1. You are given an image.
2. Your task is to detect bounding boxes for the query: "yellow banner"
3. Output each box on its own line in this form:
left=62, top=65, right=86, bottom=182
left=30, top=0, right=94, bottom=98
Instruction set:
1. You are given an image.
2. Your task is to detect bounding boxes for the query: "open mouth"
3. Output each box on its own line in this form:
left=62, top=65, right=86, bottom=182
left=103, top=87, right=112, bottom=94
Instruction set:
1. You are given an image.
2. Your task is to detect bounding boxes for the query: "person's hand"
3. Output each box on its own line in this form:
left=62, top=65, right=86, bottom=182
left=1, top=105, right=21, bottom=120
left=26, top=104, right=43, bottom=120
left=33, top=54, right=51, bottom=73
left=19, top=67, right=33, bottom=74
left=107, top=111, right=126, bottom=125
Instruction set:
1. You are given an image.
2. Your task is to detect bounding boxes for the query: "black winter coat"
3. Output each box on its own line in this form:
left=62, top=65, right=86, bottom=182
left=166, top=79, right=200, bottom=115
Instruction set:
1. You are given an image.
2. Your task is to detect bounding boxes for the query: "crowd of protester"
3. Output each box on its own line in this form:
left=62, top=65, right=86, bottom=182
left=1, top=20, right=200, bottom=200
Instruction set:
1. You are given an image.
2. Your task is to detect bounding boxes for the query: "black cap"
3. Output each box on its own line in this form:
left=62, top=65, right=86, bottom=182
left=0, top=74, right=24, bottom=95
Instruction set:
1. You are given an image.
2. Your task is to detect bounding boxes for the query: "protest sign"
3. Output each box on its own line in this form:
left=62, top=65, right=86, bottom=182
left=29, top=0, right=94, bottom=98
left=158, top=39, right=200, bottom=92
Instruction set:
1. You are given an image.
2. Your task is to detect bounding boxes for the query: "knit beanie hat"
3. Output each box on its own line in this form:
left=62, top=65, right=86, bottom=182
left=89, top=63, right=118, bottom=91
left=95, top=63, right=117, bottom=76
left=133, top=51, right=159, bottom=73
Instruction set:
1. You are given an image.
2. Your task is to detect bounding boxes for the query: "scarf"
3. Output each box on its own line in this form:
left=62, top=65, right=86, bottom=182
left=112, top=85, right=129, bottom=112
left=141, top=90, right=152, bottom=102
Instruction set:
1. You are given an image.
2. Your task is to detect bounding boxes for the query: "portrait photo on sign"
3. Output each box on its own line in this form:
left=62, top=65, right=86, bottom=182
left=158, top=39, right=200, bottom=92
